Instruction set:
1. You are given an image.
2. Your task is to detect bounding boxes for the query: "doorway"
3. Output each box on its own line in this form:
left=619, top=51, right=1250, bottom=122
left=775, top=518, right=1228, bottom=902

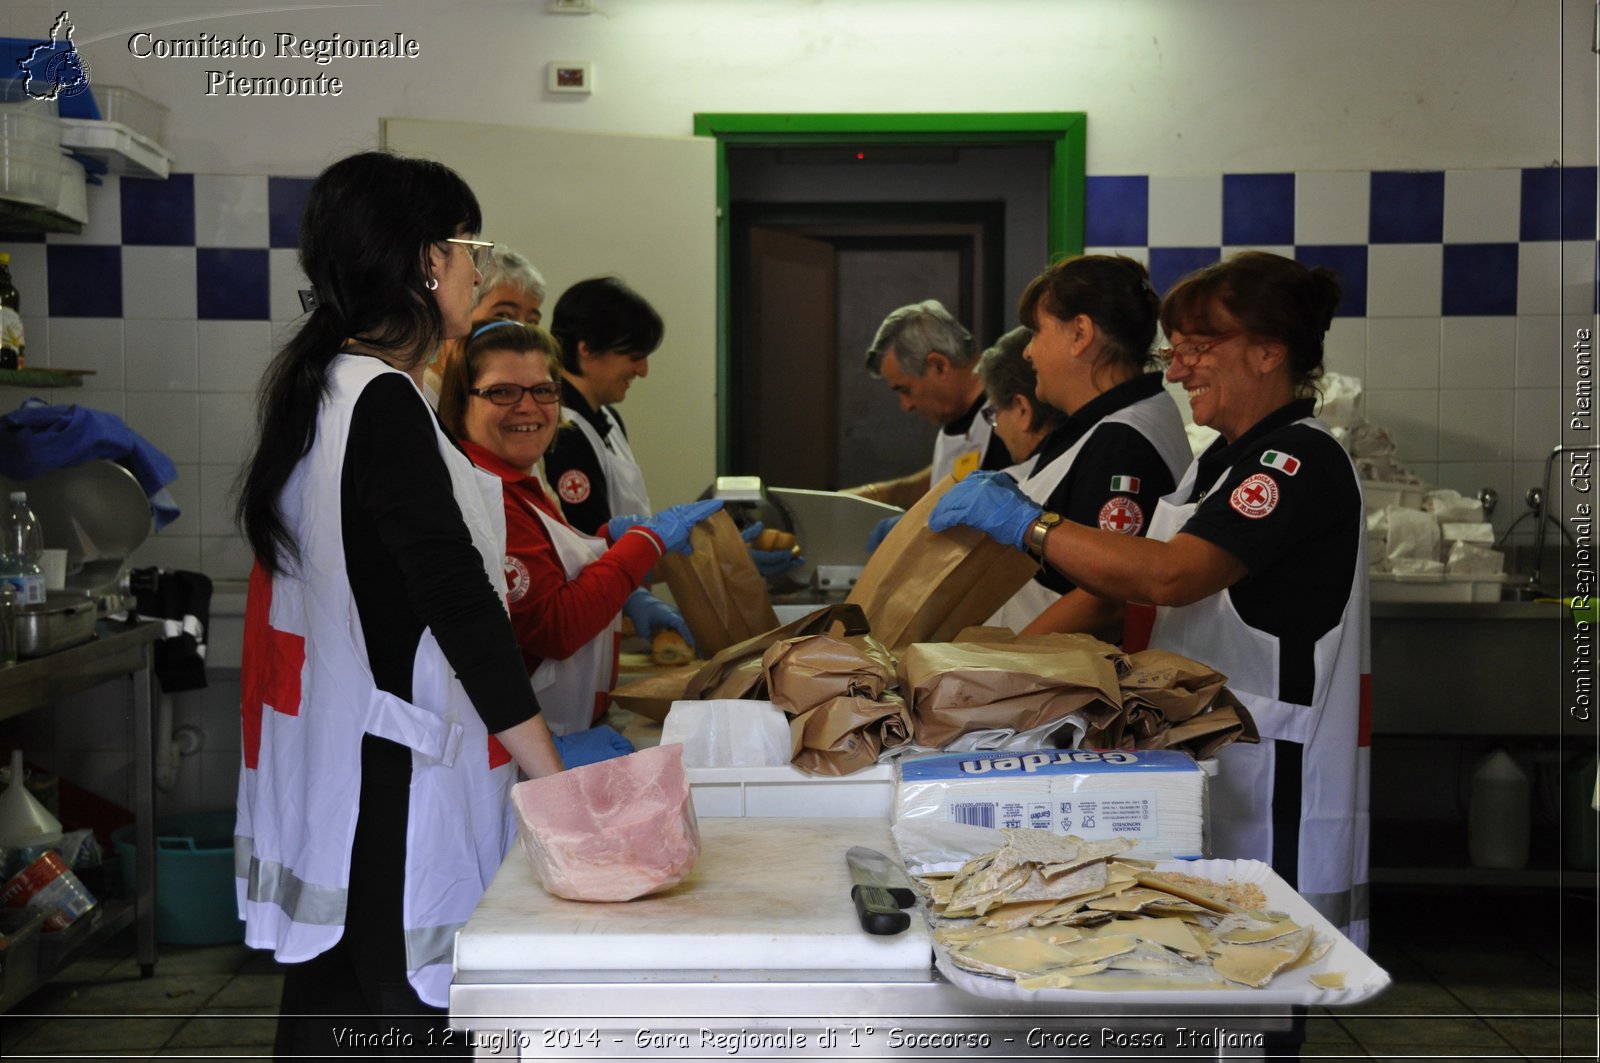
left=695, top=113, right=1087, bottom=486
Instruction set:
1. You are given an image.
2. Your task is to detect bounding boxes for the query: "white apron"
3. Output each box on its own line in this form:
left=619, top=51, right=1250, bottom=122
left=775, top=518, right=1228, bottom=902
left=931, top=409, right=995, bottom=486
left=1143, top=417, right=1370, bottom=949
left=564, top=404, right=653, bottom=517
left=990, top=391, right=1191, bottom=631
left=523, top=503, right=619, bottom=737
left=236, top=355, right=518, bottom=1007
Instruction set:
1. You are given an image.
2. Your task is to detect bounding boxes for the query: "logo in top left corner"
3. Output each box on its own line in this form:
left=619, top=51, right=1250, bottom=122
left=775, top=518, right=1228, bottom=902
left=19, top=12, right=93, bottom=102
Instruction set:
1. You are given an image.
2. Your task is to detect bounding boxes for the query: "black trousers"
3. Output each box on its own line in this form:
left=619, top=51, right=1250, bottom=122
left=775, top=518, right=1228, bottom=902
left=273, top=735, right=468, bottom=1060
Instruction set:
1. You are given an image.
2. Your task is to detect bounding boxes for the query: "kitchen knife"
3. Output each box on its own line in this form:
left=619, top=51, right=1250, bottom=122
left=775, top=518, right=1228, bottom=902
left=845, top=846, right=914, bottom=935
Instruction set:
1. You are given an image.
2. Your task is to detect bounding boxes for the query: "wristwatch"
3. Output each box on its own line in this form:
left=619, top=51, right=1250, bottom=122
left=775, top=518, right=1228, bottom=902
left=1026, top=511, right=1063, bottom=560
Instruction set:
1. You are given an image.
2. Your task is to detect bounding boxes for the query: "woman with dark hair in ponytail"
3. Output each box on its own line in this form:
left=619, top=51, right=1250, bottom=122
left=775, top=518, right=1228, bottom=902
left=932, top=252, right=1370, bottom=964
left=233, top=150, right=566, bottom=1058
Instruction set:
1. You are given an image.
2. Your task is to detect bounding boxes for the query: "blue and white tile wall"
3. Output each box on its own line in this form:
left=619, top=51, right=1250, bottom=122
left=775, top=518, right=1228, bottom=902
left=2, top=164, right=1597, bottom=577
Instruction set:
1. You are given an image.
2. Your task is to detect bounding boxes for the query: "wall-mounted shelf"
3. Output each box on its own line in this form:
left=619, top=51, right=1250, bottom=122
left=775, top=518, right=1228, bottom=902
left=58, top=118, right=171, bottom=180
left=0, top=367, right=93, bottom=387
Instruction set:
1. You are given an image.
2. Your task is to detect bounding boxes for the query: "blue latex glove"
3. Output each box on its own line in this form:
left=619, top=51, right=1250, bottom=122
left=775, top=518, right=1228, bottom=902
left=552, top=724, right=635, bottom=769
left=607, top=498, right=725, bottom=554
left=621, top=587, right=695, bottom=652
left=739, top=522, right=806, bottom=579
left=864, top=514, right=902, bottom=556
left=927, top=470, right=1041, bottom=550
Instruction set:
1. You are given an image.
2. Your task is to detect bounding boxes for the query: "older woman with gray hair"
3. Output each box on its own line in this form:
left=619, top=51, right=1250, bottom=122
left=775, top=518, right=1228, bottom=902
left=976, top=325, right=1065, bottom=474
left=425, top=246, right=549, bottom=403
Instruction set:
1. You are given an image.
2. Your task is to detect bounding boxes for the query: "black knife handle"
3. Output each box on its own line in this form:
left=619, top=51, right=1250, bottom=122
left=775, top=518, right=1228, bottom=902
left=851, top=884, right=910, bottom=936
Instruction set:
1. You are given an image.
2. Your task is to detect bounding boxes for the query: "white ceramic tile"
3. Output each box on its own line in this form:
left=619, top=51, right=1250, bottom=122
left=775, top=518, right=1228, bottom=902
left=209, top=610, right=244, bottom=670
left=1322, top=316, right=1367, bottom=384
left=124, top=319, right=198, bottom=391
left=3, top=243, right=48, bottom=314
left=1514, top=388, right=1562, bottom=463
left=1437, top=461, right=1516, bottom=539
left=1083, top=246, right=1148, bottom=263
left=197, top=463, right=243, bottom=536
left=1367, top=244, right=1443, bottom=318
left=52, top=687, right=131, bottom=752
left=17, top=314, right=45, bottom=366
left=201, top=533, right=255, bottom=583
left=194, top=174, right=269, bottom=248
left=68, top=750, right=134, bottom=806
left=128, top=533, right=200, bottom=572
left=1443, top=169, right=1520, bottom=243
left=1563, top=240, right=1598, bottom=316
left=1365, top=388, right=1439, bottom=465
left=63, top=387, right=123, bottom=416
left=199, top=750, right=243, bottom=811
left=48, top=174, right=121, bottom=244
left=196, top=320, right=273, bottom=393
left=1440, top=316, right=1516, bottom=389
left=124, top=391, right=199, bottom=464
left=1405, top=461, right=1439, bottom=489
left=190, top=678, right=241, bottom=752
left=45, top=317, right=123, bottom=386
left=198, top=393, right=259, bottom=466
left=1147, top=175, right=1221, bottom=246
left=121, top=245, right=197, bottom=320
left=153, top=461, right=201, bottom=534
left=1438, top=389, right=1516, bottom=462
left=1517, top=241, right=1562, bottom=315
left=1295, top=171, right=1369, bottom=244
left=1515, top=315, right=1563, bottom=388
left=1365, top=317, right=1440, bottom=389
left=269, top=248, right=310, bottom=323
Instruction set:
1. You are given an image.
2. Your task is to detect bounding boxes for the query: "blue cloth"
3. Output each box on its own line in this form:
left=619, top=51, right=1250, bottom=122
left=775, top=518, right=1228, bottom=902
left=928, top=470, right=1041, bottom=550
left=739, top=521, right=805, bottom=578
left=552, top=724, right=635, bottom=768
left=0, top=399, right=181, bottom=530
left=622, top=587, right=694, bottom=651
left=607, top=498, right=724, bottom=554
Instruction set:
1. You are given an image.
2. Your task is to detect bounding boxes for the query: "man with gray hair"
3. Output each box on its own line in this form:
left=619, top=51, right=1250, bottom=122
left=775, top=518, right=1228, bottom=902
left=844, top=298, right=1011, bottom=510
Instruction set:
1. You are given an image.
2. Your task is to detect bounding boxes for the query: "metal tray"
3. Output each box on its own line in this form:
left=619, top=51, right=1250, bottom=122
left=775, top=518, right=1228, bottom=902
left=15, top=598, right=97, bottom=658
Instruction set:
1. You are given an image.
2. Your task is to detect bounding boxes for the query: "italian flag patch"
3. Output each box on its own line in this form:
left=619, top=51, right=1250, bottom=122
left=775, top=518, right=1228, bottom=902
left=1260, top=450, right=1301, bottom=475
left=1108, top=475, right=1141, bottom=492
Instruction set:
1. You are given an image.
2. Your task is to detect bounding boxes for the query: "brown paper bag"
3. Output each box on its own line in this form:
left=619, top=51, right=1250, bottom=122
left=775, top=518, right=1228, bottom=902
left=682, top=603, right=871, bottom=701
left=845, top=475, right=1039, bottom=651
left=1144, top=689, right=1259, bottom=759
left=657, top=509, right=779, bottom=658
left=789, top=693, right=914, bottom=777
left=898, top=640, right=1122, bottom=748
left=608, top=663, right=705, bottom=723
left=762, top=633, right=897, bottom=716
left=1117, top=649, right=1231, bottom=724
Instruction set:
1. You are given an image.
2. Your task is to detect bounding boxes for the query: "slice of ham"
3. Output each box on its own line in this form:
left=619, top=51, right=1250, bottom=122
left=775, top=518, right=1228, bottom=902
left=511, top=742, right=701, bottom=902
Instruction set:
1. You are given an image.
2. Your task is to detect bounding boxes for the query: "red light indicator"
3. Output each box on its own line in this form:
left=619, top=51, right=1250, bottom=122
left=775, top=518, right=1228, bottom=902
left=856, top=151, right=865, bottom=160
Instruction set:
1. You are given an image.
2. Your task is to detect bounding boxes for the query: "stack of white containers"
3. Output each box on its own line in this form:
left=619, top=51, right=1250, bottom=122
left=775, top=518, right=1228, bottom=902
left=0, top=81, right=86, bottom=224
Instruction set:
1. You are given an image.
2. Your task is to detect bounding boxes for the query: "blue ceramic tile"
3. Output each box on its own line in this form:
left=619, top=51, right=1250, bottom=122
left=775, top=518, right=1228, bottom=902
left=120, top=172, right=194, bottom=246
left=268, top=176, right=315, bottom=249
left=1562, top=167, right=1597, bottom=240
left=1441, top=243, right=1518, bottom=316
left=1520, top=168, right=1560, bottom=241
left=196, top=248, right=269, bottom=320
left=1148, top=247, right=1220, bottom=296
left=1369, top=171, right=1445, bottom=244
left=46, top=245, right=121, bottom=316
left=1223, top=173, right=1295, bottom=246
left=1085, top=176, right=1148, bottom=247
left=1293, top=244, right=1368, bottom=317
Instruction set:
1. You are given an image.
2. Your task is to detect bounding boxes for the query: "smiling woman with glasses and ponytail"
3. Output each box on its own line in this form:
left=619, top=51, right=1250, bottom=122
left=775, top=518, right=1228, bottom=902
left=438, top=317, right=722, bottom=739
left=231, top=151, right=564, bottom=1059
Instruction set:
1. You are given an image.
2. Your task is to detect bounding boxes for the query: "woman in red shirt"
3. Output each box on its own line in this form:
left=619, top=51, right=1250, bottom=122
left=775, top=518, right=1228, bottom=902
left=438, top=319, right=714, bottom=740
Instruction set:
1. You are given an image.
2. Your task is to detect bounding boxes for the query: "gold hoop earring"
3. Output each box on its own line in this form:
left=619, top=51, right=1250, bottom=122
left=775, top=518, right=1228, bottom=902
left=425, top=277, right=439, bottom=291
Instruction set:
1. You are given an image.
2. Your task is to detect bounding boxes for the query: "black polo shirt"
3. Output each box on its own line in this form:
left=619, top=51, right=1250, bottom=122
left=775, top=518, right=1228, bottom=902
left=542, top=378, right=632, bottom=536
left=944, top=393, right=1014, bottom=474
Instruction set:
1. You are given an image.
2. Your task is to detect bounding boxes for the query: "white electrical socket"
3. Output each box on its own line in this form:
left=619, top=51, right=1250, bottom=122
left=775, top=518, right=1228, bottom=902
left=549, top=0, right=592, bottom=13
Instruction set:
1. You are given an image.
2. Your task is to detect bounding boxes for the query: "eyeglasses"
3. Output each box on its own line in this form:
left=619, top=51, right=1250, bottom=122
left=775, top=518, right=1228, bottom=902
left=1155, top=331, right=1240, bottom=368
left=445, top=237, right=495, bottom=272
left=980, top=403, right=1000, bottom=427
left=469, top=382, right=561, bottom=406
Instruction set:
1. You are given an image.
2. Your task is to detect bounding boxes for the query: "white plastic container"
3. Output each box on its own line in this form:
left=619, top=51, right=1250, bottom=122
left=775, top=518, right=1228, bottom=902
left=91, top=85, right=168, bottom=145
left=0, top=106, right=63, bottom=150
left=1368, top=572, right=1506, bottom=603
left=1468, top=747, right=1530, bottom=870
left=1361, top=480, right=1427, bottom=511
left=686, top=764, right=894, bottom=818
left=0, top=138, right=71, bottom=209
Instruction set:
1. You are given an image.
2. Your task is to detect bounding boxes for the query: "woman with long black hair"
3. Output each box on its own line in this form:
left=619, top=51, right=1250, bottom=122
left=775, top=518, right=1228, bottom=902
left=233, top=150, right=564, bottom=1057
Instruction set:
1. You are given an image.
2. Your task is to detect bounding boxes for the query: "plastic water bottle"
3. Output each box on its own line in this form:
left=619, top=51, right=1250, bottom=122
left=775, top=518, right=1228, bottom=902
left=1, top=491, right=46, bottom=609
left=1468, top=747, right=1530, bottom=870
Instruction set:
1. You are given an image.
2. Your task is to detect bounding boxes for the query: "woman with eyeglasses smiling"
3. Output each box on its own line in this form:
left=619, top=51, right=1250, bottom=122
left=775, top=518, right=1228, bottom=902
left=232, top=151, right=563, bottom=1057
left=930, top=251, right=1369, bottom=958
left=438, top=319, right=720, bottom=741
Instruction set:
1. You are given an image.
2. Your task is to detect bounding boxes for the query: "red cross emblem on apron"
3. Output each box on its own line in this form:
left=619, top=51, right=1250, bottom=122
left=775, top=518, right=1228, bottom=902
left=240, top=563, right=305, bottom=770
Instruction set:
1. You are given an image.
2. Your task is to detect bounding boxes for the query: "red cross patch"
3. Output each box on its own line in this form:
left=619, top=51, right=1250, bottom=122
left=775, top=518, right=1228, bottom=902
left=557, top=469, right=590, bottom=504
left=1098, top=495, right=1145, bottom=535
left=504, top=555, right=530, bottom=603
left=240, top=562, right=306, bottom=770
left=1230, top=473, right=1281, bottom=519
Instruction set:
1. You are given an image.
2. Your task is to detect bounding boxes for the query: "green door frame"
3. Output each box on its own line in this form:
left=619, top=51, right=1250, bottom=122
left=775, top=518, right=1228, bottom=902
left=692, top=112, right=1087, bottom=474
